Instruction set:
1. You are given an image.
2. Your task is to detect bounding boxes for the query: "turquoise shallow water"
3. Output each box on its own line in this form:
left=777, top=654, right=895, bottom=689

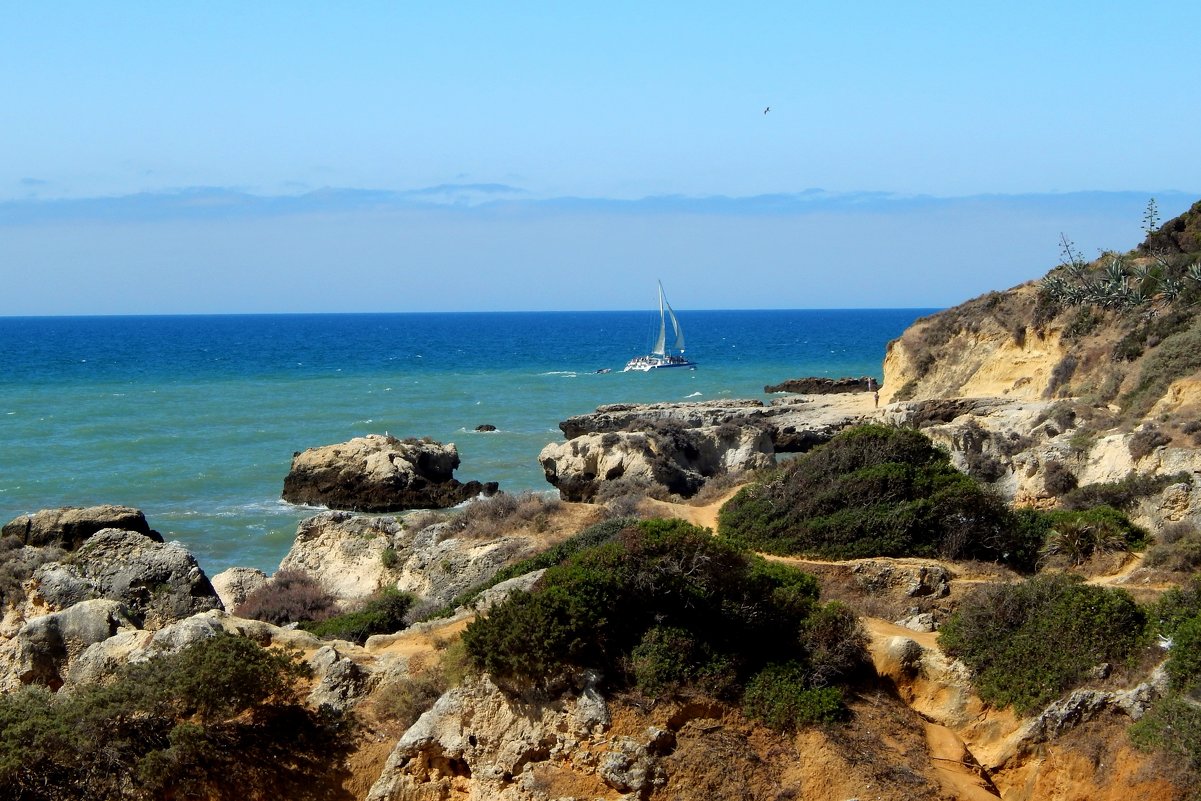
left=0, top=309, right=931, bottom=573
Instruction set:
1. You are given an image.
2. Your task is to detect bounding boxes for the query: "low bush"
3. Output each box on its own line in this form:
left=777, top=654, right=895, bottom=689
left=741, top=662, right=847, bottom=730
left=0, top=632, right=349, bottom=801
left=717, top=424, right=1026, bottom=568
left=939, top=574, right=1146, bottom=715
left=233, top=569, right=338, bottom=626
left=1061, top=471, right=1192, bottom=511
left=1131, top=583, right=1201, bottom=783
left=1144, top=523, right=1201, bottom=572
left=461, top=518, right=865, bottom=726
left=964, top=450, right=1006, bottom=483
left=1042, top=459, right=1079, bottom=496
left=1122, top=323, right=1201, bottom=419
left=1146, top=578, right=1201, bottom=638
left=446, top=491, right=563, bottom=539
left=1129, top=425, right=1172, bottom=461
left=301, top=587, right=415, bottom=644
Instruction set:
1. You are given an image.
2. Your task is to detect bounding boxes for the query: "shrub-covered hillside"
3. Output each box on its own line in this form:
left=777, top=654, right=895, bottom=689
left=886, top=198, right=1201, bottom=427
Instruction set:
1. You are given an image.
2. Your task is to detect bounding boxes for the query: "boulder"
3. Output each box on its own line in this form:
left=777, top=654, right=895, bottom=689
left=309, top=645, right=378, bottom=711
left=30, top=529, right=221, bottom=628
left=282, top=508, right=555, bottom=610
left=282, top=434, right=498, bottom=512
left=2, top=505, right=160, bottom=550
left=210, top=566, right=269, bottom=610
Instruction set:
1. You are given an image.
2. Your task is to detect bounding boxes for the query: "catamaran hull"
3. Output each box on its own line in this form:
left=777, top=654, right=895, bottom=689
left=622, top=358, right=697, bottom=372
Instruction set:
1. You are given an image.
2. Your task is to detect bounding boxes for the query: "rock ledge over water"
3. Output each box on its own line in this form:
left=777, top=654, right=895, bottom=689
left=282, top=434, right=497, bottom=512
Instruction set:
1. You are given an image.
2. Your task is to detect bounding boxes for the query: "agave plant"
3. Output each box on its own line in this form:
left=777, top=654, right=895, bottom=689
left=1188, top=261, right=1201, bottom=284
left=1105, top=255, right=1127, bottom=285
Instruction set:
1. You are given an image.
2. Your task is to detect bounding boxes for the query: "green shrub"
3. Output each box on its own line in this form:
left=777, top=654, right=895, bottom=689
left=718, top=424, right=1023, bottom=567
left=462, top=518, right=859, bottom=714
left=1146, top=578, right=1201, bottom=638
left=1165, top=615, right=1201, bottom=690
left=1042, top=460, right=1078, bottom=496
left=939, top=574, right=1146, bottom=714
left=301, top=587, right=415, bottom=644
left=1130, top=694, right=1201, bottom=773
left=742, top=662, right=847, bottom=729
left=0, top=632, right=347, bottom=801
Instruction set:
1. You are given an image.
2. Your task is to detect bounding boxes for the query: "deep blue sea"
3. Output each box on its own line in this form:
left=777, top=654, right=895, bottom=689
left=0, top=309, right=931, bottom=574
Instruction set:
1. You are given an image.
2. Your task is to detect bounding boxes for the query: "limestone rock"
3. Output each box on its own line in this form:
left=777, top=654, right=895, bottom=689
left=539, top=424, right=774, bottom=502
left=309, top=645, right=378, bottom=711
left=851, top=560, right=952, bottom=599
left=2, top=505, right=160, bottom=550
left=30, top=529, right=221, bottom=628
left=279, top=511, right=400, bottom=602
left=210, top=566, right=269, bottom=610
left=282, top=434, right=497, bottom=512
left=367, top=673, right=612, bottom=801
left=278, top=509, right=549, bottom=610
left=0, top=599, right=137, bottom=690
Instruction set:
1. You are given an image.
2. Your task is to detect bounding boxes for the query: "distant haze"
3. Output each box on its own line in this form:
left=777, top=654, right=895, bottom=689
left=0, top=190, right=1194, bottom=315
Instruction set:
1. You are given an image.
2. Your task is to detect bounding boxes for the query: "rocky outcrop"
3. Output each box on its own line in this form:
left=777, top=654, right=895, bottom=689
left=764, top=376, right=878, bottom=394
left=2, top=505, right=160, bottom=550
left=543, top=397, right=872, bottom=501
left=278, top=507, right=587, bottom=611
left=282, top=434, right=498, bottom=512
left=539, top=424, right=774, bottom=501
left=880, top=396, right=1201, bottom=532
left=28, top=529, right=221, bottom=629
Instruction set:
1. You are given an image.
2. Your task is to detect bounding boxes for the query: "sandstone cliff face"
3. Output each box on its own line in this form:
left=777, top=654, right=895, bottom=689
left=881, top=284, right=1071, bottom=404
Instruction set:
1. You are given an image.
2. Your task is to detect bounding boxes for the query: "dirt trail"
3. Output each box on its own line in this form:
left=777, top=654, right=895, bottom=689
left=640, top=485, right=745, bottom=531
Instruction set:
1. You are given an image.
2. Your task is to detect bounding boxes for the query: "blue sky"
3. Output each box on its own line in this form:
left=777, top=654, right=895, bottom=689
left=3, top=2, right=1200, bottom=314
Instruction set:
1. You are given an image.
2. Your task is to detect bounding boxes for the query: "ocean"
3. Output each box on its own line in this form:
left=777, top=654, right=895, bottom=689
left=0, top=309, right=932, bottom=574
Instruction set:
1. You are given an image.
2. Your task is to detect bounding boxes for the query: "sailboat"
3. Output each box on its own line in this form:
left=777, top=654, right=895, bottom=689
left=622, top=281, right=697, bottom=372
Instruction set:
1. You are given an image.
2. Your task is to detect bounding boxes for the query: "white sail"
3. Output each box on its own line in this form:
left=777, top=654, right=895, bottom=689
left=664, top=295, right=684, bottom=352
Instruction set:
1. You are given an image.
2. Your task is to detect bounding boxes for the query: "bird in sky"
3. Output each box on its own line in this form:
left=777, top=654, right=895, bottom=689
left=764, top=106, right=770, bottom=114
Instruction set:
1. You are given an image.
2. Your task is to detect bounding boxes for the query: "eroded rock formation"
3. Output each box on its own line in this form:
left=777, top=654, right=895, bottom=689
left=542, top=397, right=871, bottom=501
left=282, top=434, right=498, bottom=512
